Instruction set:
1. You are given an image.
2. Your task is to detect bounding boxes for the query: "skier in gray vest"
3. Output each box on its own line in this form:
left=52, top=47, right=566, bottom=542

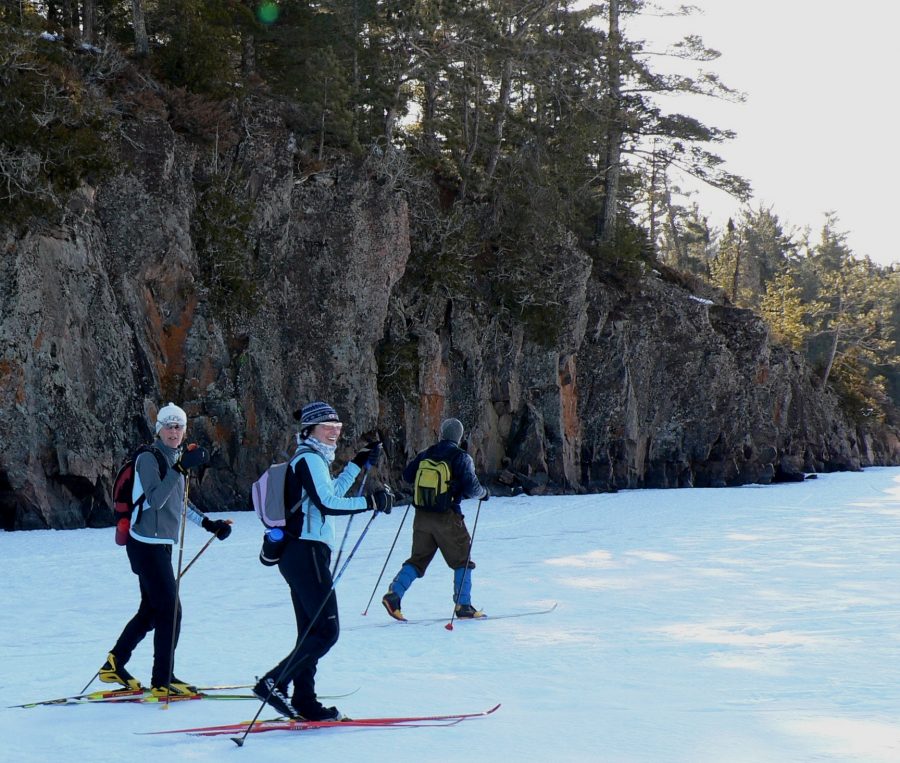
left=99, top=403, right=231, bottom=697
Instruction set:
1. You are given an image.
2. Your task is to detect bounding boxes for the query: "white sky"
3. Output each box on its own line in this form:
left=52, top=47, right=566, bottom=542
left=627, top=0, right=899, bottom=266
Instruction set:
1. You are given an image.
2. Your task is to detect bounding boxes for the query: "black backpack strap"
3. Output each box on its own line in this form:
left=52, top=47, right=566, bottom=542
left=443, top=444, right=466, bottom=501
left=288, top=445, right=333, bottom=533
left=148, top=445, right=169, bottom=479
left=283, top=447, right=316, bottom=535
left=133, top=445, right=169, bottom=523
left=285, top=446, right=314, bottom=510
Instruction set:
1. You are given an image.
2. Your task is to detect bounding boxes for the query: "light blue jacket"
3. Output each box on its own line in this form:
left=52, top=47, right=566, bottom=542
left=287, top=446, right=370, bottom=549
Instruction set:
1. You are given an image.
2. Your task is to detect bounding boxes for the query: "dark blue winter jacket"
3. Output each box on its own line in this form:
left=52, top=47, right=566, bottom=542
left=402, top=439, right=486, bottom=512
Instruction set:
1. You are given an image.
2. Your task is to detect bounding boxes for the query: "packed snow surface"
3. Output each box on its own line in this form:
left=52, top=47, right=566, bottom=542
left=2, top=468, right=899, bottom=762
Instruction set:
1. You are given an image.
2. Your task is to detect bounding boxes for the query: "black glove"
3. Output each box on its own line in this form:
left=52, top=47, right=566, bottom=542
left=479, top=487, right=490, bottom=502
left=176, top=445, right=210, bottom=474
left=202, top=517, right=232, bottom=540
left=352, top=441, right=382, bottom=468
left=367, top=486, right=393, bottom=514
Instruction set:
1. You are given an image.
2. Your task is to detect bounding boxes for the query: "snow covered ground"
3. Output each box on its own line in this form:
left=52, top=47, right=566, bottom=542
left=2, top=467, right=900, bottom=763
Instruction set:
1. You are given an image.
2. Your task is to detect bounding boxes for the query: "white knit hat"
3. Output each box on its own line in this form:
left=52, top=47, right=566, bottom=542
left=155, top=402, right=187, bottom=434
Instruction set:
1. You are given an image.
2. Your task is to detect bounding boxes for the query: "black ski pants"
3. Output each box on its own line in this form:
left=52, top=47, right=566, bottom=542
left=111, top=537, right=181, bottom=687
left=264, top=539, right=339, bottom=706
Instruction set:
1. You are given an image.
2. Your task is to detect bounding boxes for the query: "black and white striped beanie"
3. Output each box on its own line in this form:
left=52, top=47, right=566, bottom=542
left=295, top=401, right=341, bottom=434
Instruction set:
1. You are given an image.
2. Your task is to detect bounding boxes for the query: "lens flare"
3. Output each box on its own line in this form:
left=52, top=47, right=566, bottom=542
left=257, top=2, right=280, bottom=24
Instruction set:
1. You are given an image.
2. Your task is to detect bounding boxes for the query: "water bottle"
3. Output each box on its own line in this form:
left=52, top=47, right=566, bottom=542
left=259, top=527, right=286, bottom=566
left=115, top=518, right=130, bottom=546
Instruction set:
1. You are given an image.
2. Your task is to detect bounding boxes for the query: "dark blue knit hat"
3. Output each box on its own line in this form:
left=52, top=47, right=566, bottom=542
left=296, top=401, right=341, bottom=431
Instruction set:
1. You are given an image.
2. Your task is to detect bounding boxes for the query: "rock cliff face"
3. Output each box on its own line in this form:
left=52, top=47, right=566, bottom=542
left=1, top=111, right=896, bottom=530
left=576, top=277, right=876, bottom=490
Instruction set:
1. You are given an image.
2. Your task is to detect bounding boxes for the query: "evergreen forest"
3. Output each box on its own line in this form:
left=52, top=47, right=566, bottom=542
left=1, top=0, right=897, bottom=426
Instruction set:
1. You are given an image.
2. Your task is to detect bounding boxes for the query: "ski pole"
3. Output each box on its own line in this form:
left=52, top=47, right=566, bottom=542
left=177, top=519, right=232, bottom=580
left=445, top=497, right=484, bottom=632
left=332, top=466, right=369, bottom=575
left=78, top=671, right=99, bottom=695
left=233, top=511, right=381, bottom=748
left=178, top=534, right=214, bottom=581
left=164, top=471, right=191, bottom=708
left=332, top=517, right=354, bottom=576
left=362, top=503, right=411, bottom=615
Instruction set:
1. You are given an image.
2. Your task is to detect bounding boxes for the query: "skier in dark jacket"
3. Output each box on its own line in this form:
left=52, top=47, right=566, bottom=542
left=99, top=403, right=231, bottom=697
left=252, top=401, right=393, bottom=722
left=381, top=418, right=489, bottom=621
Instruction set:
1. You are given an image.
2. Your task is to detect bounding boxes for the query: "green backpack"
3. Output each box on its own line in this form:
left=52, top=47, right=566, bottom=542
left=413, top=458, right=454, bottom=511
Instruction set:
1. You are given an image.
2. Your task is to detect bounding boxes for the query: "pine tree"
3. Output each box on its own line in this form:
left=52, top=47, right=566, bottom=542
left=131, top=0, right=148, bottom=57
left=709, top=218, right=742, bottom=303
left=738, top=206, right=795, bottom=308
left=152, top=0, right=251, bottom=95
left=805, top=217, right=896, bottom=387
left=760, top=268, right=806, bottom=350
left=596, top=0, right=623, bottom=244
left=656, top=194, right=714, bottom=277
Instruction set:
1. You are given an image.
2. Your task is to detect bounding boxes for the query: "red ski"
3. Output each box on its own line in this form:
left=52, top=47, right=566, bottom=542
left=144, top=703, right=501, bottom=736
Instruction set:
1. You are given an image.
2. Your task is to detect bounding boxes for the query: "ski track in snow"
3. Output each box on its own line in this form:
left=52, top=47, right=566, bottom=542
left=1, top=468, right=899, bottom=762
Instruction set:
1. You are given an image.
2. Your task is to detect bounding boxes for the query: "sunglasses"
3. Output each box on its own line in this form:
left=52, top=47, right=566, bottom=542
left=163, top=422, right=185, bottom=430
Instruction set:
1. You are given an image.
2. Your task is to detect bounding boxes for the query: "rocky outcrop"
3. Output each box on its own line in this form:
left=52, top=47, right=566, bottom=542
left=1, top=107, right=896, bottom=530
left=0, top=109, right=409, bottom=530
left=382, top=261, right=898, bottom=499
left=576, top=277, right=879, bottom=490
